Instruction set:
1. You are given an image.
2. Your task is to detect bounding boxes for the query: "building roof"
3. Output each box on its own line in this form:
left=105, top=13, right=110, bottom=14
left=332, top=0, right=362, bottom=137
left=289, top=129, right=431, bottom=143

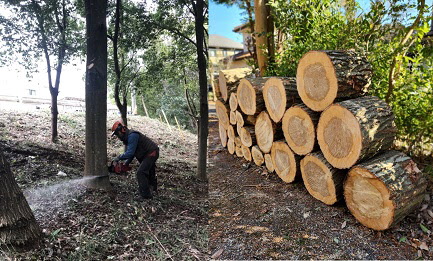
left=209, top=34, right=243, bottom=49
left=233, top=22, right=250, bottom=33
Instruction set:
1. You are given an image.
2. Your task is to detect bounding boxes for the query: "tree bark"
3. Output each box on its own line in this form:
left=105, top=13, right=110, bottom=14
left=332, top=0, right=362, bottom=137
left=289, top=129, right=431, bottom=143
left=218, top=68, right=253, bottom=101
left=251, top=145, right=264, bottom=166
left=317, top=96, right=396, bottom=169
left=255, top=111, right=283, bottom=153
left=0, top=149, right=42, bottom=246
left=263, top=77, right=299, bottom=123
left=254, top=0, right=273, bottom=76
left=84, top=0, right=111, bottom=189
left=271, top=140, right=300, bottom=183
left=345, top=150, right=428, bottom=230
left=300, top=151, right=347, bottom=205
left=237, top=77, right=268, bottom=115
left=297, top=50, right=372, bottom=111
left=282, top=103, right=319, bottom=155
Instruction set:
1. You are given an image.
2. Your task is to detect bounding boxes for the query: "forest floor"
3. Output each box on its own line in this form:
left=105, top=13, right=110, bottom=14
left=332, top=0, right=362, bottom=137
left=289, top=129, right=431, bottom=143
left=0, top=109, right=208, bottom=260
left=207, top=119, right=433, bottom=260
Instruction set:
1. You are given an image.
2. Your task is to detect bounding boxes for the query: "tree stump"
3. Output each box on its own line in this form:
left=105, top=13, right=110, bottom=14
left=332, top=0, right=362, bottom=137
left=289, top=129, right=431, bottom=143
left=297, top=50, right=372, bottom=111
left=219, top=68, right=253, bottom=101
left=264, top=154, right=274, bottom=172
left=282, top=104, right=320, bottom=155
left=271, top=141, right=300, bottom=183
left=216, top=99, right=230, bottom=129
left=263, top=77, right=300, bottom=123
left=344, top=150, right=428, bottom=230
left=227, top=138, right=235, bottom=154
left=218, top=123, right=227, bottom=147
left=229, top=92, right=238, bottom=111
left=300, top=152, right=347, bottom=205
left=240, top=126, right=256, bottom=147
left=242, top=145, right=252, bottom=161
left=251, top=145, right=264, bottom=166
left=317, top=96, right=396, bottom=169
left=255, top=111, right=283, bottom=153
left=237, top=77, right=268, bottom=115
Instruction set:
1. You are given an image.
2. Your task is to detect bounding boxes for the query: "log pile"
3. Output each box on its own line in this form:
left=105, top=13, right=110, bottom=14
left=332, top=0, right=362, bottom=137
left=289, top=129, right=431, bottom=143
left=215, top=50, right=427, bottom=231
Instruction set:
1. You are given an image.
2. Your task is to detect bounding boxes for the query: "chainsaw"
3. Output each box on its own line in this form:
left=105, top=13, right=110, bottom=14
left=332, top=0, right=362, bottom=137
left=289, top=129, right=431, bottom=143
left=107, top=161, right=132, bottom=175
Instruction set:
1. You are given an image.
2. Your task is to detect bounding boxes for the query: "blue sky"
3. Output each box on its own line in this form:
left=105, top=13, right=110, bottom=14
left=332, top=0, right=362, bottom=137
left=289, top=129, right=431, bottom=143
left=209, top=1, right=244, bottom=43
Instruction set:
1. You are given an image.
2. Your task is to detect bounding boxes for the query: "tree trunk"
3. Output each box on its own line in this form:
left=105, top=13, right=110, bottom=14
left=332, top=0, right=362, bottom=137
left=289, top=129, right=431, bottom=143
left=270, top=140, right=300, bottom=183
left=242, top=145, right=252, bottom=161
left=0, top=149, right=42, bottom=246
left=251, top=145, right=264, bottom=166
left=317, top=96, right=396, bottom=169
left=195, top=0, right=208, bottom=181
left=50, top=90, right=59, bottom=143
left=254, top=0, right=272, bottom=76
left=297, top=50, right=372, bottom=111
left=282, top=103, right=319, bottom=155
left=255, top=111, right=283, bottom=153
left=300, top=152, right=347, bottom=205
left=229, top=92, right=238, bottom=111
left=263, top=77, right=299, bottom=123
left=218, top=68, right=252, bottom=101
left=216, top=99, right=230, bottom=129
left=218, top=122, right=227, bottom=147
left=264, top=153, right=274, bottom=172
left=345, top=150, right=428, bottom=230
left=237, top=77, right=268, bottom=115
left=84, top=0, right=111, bottom=190
left=240, top=125, right=256, bottom=147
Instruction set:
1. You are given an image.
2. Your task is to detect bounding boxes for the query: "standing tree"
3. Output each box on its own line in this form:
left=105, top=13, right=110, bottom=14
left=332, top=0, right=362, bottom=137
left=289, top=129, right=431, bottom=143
left=84, top=0, right=111, bottom=189
left=0, top=149, right=41, bottom=246
left=0, top=0, right=83, bottom=142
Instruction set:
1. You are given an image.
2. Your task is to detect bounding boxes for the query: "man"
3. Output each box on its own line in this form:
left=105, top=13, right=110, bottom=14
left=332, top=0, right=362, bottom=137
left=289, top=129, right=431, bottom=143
left=111, top=121, right=159, bottom=200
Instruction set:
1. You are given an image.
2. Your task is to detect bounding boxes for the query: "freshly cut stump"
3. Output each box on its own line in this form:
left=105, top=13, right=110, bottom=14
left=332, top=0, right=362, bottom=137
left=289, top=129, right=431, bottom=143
left=227, top=138, right=235, bottom=154
left=345, top=150, right=427, bottom=230
left=263, top=77, right=299, bottom=123
left=229, top=92, right=238, bottom=111
left=264, top=154, right=274, bottom=172
left=251, top=145, right=264, bottom=166
left=215, top=99, right=230, bottom=129
left=240, top=126, right=256, bottom=147
left=218, top=123, right=227, bottom=147
left=271, top=141, right=300, bottom=183
left=317, top=96, right=396, bottom=169
left=282, top=104, right=319, bottom=155
left=235, top=145, right=244, bottom=157
left=237, top=77, right=268, bottom=115
left=230, top=111, right=237, bottom=125
left=301, top=152, right=347, bottom=205
left=242, top=145, right=252, bottom=161
left=227, top=125, right=236, bottom=141
left=255, top=111, right=283, bottom=153
left=219, top=68, right=252, bottom=101
left=297, top=50, right=372, bottom=111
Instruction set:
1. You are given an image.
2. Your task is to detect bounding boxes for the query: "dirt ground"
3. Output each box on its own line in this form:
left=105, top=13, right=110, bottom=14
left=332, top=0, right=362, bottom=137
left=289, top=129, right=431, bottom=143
left=0, top=109, right=208, bottom=260
left=208, top=119, right=433, bottom=260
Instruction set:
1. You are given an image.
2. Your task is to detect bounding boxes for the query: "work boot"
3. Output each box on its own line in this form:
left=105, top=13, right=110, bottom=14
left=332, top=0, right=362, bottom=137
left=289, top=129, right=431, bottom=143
left=134, top=195, right=152, bottom=202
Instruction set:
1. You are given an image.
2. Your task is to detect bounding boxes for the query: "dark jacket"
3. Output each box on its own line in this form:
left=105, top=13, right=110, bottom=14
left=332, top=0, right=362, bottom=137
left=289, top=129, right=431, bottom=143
left=121, top=129, right=159, bottom=163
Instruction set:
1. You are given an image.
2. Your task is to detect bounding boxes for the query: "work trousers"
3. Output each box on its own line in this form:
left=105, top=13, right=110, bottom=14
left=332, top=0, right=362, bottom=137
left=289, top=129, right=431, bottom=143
left=136, top=149, right=159, bottom=198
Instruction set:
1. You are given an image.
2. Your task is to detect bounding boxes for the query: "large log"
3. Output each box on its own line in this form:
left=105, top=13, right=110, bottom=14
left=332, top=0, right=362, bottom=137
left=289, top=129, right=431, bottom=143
left=215, top=99, right=230, bottom=129
left=297, top=50, right=372, bottom=111
left=219, top=68, right=253, bottom=102
left=282, top=104, right=320, bottom=155
left=255, top=111, right=283, bottom=153
left=300, top=152, right=347, bottom=205
left=227, top=138, right=235, bottom=154
left=264, top=154, right=274, bottom=172
left=242, top=145, right=252, bottom=161
left=271, top=140, right=301, bottom=183
left=237, top=77, right=268, bottom=115
left=251, top=145, right=264, bottom=166
left=227, top=125, right=236, bottom=141
left=229, top=92, right=238, bottom=111
left=240, top=125, right=256, bottom=147
left=317, top=96, right=396, bottom=169
left=344, top=150, right=427, bottom=231
left=263, top=77, right=300, bottom=123
left=218, top=123, right=228, bottom=147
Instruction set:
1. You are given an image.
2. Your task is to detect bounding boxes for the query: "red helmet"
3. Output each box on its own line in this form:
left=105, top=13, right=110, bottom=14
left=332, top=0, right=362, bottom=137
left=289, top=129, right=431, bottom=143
left=111, top=121, right=125, bottom=136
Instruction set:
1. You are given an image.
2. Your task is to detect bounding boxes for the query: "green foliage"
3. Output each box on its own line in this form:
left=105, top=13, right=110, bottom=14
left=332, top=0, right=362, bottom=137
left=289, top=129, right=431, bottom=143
left=269, top=0, right=433, bottom=154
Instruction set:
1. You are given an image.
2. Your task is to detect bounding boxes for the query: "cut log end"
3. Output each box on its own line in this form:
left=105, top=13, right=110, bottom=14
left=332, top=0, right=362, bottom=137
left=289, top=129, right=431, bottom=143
left=240, top=126, right=255, bottom=147
left=237, top=78, right=257, bottom=115
left=264, top=153, right=274, bottom=172
left=282, top=105, right=316, bottom=155
left=255, top=111, right=274, bottom=153
left=251, top=145, right=264, bottom=166
left=230, top=111, right=237, bottom=125
left=216, top=99, right=230, bottom=129
left=218, top=123, right=228, bottom=147
left=271, top=141, right=298, bottom=183
left=263, top=77, right=287, bottom=122
left=227, top=125, right=236, bottom=141
left=229, top=93, right=238, bottom=111
left=242, top=145, right=252, bottom=161
left=235, top=145, right=244, bottom=158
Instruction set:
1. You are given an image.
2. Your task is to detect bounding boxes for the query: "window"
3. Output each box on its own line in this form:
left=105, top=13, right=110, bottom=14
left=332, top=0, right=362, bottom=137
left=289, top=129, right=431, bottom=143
left=222, top=50, right=228, bottom=57
left=209, top=49, right=216, bottom=57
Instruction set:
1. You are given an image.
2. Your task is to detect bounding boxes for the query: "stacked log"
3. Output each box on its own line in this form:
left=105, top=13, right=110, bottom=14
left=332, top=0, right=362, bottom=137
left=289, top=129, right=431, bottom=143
left=218, top=68, right=253, bottom=101
left=214, top=50, right=426, bottom=231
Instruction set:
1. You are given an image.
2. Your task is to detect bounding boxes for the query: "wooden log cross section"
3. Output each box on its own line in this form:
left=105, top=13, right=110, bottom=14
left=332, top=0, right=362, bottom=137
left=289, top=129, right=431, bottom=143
left=219, top=68, right=253, bottom=102
left=218, top=123, right=227, bottom=148
left=317, top=96, right=396, bottom=169
left=297, top=50, right=372, bottom=111
left=251, top=145, right=264, bottom=166
left=263, top=77, right=300, bottom=123
left=237, top=77, right=268, bottom=115
left=255, top=111, right=283, bottom=154
left=345, top=150, right=427, bottom=230
left=215, top=99, right=230, bottom=129
left=271, top=140, right=300, bottom=183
